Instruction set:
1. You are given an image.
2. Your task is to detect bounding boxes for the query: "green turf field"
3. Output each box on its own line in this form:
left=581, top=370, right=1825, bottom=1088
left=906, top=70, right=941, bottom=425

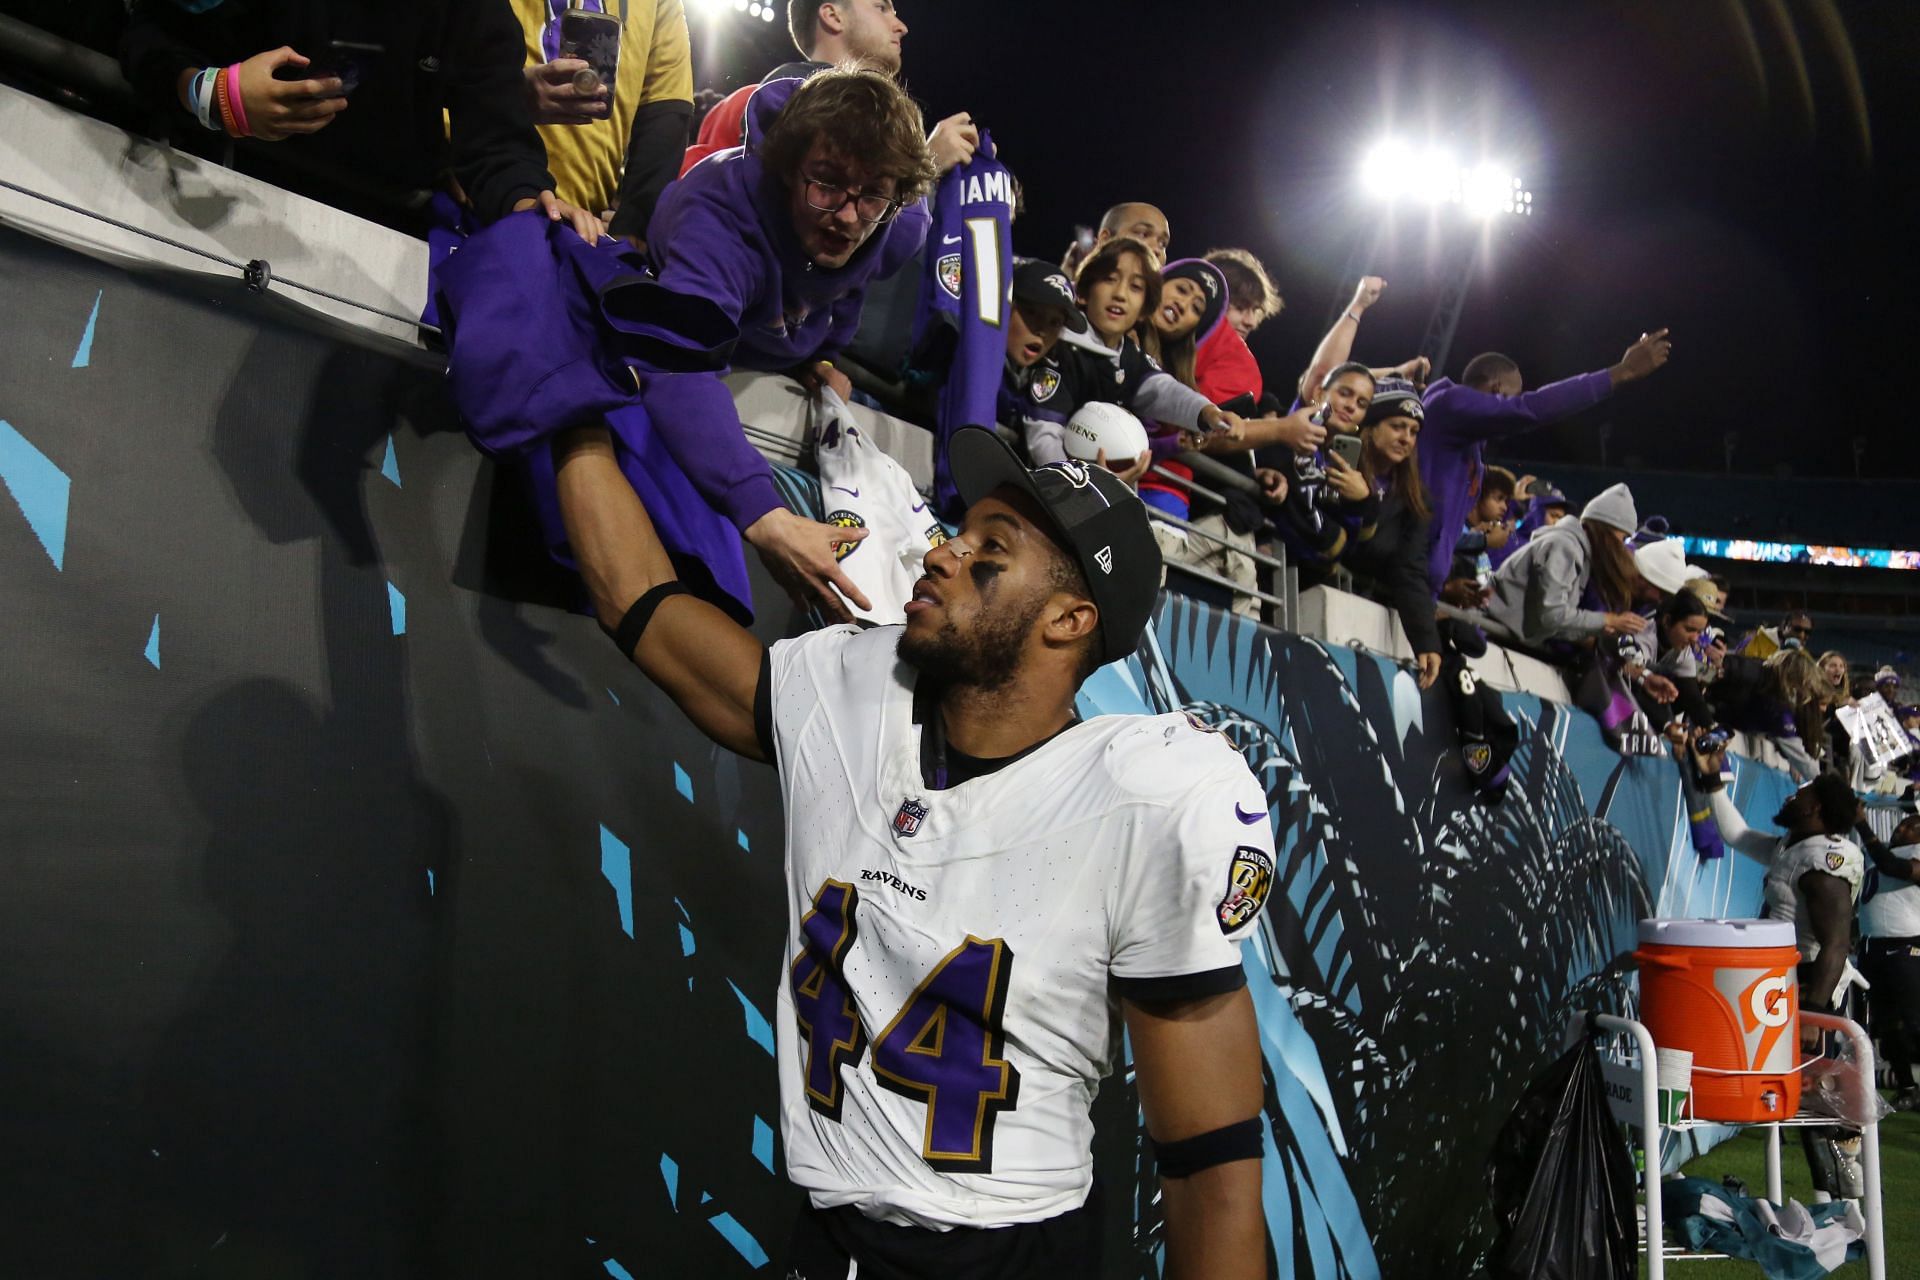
left=1640, top=1103, right=1918, bottom=1277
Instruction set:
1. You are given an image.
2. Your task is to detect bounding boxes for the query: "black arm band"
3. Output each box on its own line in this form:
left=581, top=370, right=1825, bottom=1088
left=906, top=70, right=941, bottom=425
left=1151, top=1117, right=1264, bottom=1179
left=602, top=582, right=692, bottom=656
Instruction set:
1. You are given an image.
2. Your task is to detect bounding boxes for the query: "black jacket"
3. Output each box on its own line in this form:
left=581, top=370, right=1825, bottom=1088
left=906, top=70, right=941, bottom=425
left=121, top=0, right=551, bottom=223
left=1340, top=483, right=1441, bottom=657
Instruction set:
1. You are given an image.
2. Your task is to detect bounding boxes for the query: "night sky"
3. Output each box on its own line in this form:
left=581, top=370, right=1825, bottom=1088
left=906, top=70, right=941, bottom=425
left=694, top=0, right=1918, bottom=480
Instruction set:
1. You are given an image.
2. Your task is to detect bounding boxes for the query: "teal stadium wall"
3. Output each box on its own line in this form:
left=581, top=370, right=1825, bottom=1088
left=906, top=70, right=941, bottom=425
left=0, top=226, right=1798, bottom=1277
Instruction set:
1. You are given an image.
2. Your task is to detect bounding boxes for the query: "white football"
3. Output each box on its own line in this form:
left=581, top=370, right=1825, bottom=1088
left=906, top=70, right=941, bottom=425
left=1062, top=401, right=1150, bottom=463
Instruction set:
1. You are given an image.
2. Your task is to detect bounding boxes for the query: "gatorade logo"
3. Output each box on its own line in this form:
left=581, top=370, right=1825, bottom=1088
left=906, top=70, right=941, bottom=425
left=1736, top=968, right=1795, bottom=1074
left=1747, top=975, right=1790, bottom=1029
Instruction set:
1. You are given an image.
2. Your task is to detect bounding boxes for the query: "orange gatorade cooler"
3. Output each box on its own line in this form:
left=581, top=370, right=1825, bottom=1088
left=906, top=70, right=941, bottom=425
left=1635, top=918, right=1802, bottom=1122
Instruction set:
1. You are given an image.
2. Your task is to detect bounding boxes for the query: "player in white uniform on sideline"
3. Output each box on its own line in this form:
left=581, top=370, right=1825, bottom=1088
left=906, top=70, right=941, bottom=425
left=1685, top=735, right=1868, bottom=1199
left=1685, top=738, right=1865, bottom=1006
left=549, top=422, right=1271, bottom=1278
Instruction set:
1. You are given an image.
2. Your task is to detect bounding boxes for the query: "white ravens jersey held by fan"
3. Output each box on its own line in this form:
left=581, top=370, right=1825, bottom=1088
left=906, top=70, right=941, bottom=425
left=1763, top=833, right=1865, bottom=962
left=763, top=623, right=1275, bottom=1230
left=813, top=391, right=948, bottom=627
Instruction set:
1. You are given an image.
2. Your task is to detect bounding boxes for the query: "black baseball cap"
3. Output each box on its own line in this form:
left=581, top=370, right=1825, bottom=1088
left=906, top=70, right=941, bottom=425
left=1011, top=258, right=1088, bottom=333
left=947, top=426, right=1161, bottom=665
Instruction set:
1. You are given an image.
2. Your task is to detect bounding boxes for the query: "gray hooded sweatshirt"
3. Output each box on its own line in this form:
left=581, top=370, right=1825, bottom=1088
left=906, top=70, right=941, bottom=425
left=1485, top=481, right=1637, bottom=645
left=1485, top=516, right=1607, bottom=644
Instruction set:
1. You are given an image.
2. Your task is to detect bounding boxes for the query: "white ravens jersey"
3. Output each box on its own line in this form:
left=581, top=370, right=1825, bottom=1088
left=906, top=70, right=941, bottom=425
left=1763, top=834, right=1865, bottom=962
left=763, top=624, right=1275, bottom=1229
left=813, top=398, right=947, bottom=627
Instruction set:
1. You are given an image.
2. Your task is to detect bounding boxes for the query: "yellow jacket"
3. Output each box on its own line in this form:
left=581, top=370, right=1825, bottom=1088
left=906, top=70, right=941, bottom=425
left=512, top=0, right=693, bottom=218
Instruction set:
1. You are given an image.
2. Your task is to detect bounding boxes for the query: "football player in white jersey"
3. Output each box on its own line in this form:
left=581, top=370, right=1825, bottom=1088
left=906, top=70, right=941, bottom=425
left=550, top=422, right=1272, bottom=1278
left=1686, top=738, right=1868, bottom=1199
left=1685, top=741, right=1865, bottom=1009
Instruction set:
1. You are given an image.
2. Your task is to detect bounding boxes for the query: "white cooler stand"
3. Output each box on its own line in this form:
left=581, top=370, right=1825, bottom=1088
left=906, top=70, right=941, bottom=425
left=1588, top=1010, right=1885, bottom=1279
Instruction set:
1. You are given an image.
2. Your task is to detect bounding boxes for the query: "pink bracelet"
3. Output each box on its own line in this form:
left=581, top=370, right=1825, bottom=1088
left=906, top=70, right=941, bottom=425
left=224, top=62, right=250, bottom=137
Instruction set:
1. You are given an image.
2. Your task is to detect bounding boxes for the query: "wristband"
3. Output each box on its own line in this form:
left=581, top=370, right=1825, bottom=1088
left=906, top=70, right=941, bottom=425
left=213, top=67, right=237, bottom=137
left=191, top=67, right=219, bottom=130
left=224, top=62, right=251, bottom=137
left=1344, top=310, right=1362, bottom=324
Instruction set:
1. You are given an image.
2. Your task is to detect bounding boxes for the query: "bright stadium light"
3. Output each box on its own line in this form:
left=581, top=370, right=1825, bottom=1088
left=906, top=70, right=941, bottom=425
left=763, top=6, right=776, bottom=18
left=1358, top=140, right=1409, bottom=199
left=1358, top=139, right=1534, bottom=217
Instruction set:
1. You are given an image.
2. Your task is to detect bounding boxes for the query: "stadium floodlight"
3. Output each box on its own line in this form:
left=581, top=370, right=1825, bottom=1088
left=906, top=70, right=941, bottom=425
left=763, top=5, right=776, bottom=18
left=1358, top=138, right=1534, bottom=217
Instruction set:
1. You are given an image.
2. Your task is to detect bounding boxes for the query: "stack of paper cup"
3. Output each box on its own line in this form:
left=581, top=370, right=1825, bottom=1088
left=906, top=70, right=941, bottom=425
left=1655, top=1047, right=1693, bottom=1125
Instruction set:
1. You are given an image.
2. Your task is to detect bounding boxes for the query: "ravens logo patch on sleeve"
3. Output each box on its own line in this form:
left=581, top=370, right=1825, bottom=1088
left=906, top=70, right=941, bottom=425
left=1030, top=368, right=1061, bottom=403
left=1826, top=848, right=1846, bottom=872
left=1217, top=846, right=1273, bottom=934
left=826, top=510, right=866, bottom=561
left=937, top=253, right=963, bottom=300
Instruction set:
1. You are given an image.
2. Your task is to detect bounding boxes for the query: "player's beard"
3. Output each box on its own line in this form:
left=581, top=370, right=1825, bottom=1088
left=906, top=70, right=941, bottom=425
left=897, top=589, right=1045, bottom=693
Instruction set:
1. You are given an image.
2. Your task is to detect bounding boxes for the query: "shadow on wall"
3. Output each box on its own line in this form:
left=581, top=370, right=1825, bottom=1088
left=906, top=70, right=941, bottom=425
left=131, top=335, right=455, bottom=1275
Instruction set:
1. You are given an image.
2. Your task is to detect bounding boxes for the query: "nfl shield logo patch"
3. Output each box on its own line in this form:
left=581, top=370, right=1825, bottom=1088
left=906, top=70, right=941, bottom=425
left=936, top=253, right=963, bottom=300
left=893, top=797, right=930, bottom=838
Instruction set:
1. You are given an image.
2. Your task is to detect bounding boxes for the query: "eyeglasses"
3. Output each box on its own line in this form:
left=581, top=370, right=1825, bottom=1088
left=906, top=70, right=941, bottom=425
left=802, top=174, right=903, bottom=224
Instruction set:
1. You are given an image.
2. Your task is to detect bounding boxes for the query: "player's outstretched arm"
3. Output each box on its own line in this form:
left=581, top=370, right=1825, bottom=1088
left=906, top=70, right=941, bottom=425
left=1125, top=987, right=1267, bottom=1280
left=554, top=426, right=768, bottom=761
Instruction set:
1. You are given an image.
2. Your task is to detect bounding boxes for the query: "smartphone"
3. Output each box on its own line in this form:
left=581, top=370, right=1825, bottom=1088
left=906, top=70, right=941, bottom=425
left=559, top=7, right=622, bottom=95
left=1697, top=726, right=1732, bottom=754
left=1328, top=432, right=1364, bottom=470
left=276, top=39, right=384, bottom=95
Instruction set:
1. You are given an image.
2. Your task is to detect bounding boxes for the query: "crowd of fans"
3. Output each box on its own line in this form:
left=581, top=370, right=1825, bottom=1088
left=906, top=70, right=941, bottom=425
left=0, top=0, right=1859, bottom=729
left=68, top=0, right=1913, bottom=771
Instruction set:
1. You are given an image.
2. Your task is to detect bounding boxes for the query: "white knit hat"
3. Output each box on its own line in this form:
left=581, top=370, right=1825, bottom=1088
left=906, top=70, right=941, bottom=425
left=1634, top=539, right=1691, bottom=596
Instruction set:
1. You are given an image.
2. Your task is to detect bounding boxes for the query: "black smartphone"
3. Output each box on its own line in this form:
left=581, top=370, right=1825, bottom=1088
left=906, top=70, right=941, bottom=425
left=559, top=8, right=622, bottom=93
left=275, top=39, right=384, bottom=95
left=1328, top=432, right=1364, bottom=470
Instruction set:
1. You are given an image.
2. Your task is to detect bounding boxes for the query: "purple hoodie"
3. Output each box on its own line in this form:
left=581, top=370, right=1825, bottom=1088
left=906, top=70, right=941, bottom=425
left=642, top=77, right=932, bottom=531
left=1417, top=370, right=1613, bottom=590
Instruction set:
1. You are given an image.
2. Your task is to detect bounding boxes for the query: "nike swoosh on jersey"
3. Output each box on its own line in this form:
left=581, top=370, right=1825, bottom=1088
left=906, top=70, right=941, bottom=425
left=831, top=485, right=861, bottom=498
left=911, top=501, right=927, bottom=513
left=1234, top=803, right=1266, bottom=825
left=941, top=234, right=962, bottom=245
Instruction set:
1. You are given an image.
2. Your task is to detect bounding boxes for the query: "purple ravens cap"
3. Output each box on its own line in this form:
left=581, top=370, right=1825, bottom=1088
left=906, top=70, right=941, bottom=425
left=947, top=427, right=1161, bottom=666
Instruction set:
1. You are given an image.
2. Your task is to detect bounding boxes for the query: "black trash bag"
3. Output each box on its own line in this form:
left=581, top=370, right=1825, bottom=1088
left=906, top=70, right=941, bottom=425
left=1484, top=1042, right=1637, bottom=1280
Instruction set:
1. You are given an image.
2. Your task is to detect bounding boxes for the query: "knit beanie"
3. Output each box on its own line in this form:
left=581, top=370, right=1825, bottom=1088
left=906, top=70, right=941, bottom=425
left=1363, top=375, right=1425, bottom=425
left=1633, top=538, right=1692, bottom=596
left=1159, top=258, right=1229, bottom=342
left=1581, top=482, right=1638, bottom=535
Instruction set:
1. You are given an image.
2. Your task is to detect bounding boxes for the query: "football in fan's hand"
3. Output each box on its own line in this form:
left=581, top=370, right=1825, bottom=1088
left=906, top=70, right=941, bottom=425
left=1063, top=402, right=1150, bottom=464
